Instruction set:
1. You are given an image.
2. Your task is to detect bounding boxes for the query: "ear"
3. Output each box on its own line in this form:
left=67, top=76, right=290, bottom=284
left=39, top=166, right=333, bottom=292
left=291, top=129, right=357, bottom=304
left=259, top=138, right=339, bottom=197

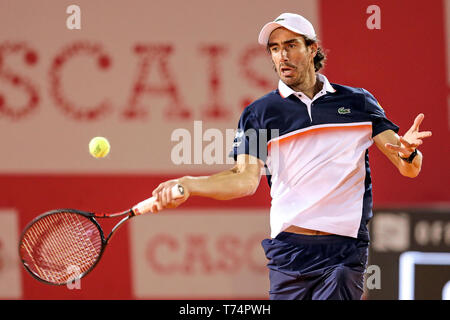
left=310, top=42, right=319, bottom=58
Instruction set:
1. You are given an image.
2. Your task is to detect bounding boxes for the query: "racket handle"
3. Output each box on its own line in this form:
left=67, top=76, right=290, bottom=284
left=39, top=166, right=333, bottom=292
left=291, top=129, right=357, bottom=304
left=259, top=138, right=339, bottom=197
left=131, top=184, right=185, bottom=216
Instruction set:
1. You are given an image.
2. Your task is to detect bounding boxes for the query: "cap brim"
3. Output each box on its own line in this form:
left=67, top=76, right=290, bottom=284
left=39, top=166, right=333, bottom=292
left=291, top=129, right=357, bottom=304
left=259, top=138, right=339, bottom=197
left=258, top=22, right=283, bottom=45
left=258, top=21, right=314, bottom=45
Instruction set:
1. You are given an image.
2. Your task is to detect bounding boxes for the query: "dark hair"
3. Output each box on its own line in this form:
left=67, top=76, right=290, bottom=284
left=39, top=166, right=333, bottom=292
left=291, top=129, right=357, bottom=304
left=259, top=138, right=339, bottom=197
left=266, top=35, right=327, bottom=72
left=303, top=37, right=326, bottom=72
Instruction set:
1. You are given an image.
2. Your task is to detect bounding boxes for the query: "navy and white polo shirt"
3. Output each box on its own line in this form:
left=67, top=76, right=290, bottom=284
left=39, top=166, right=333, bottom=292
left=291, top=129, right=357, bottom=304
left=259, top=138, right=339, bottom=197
left=230, top=73, right=399, bottom=241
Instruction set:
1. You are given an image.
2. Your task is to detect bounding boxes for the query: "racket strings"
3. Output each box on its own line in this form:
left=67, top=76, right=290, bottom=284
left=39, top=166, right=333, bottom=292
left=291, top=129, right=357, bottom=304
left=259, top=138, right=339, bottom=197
left=20, top=212, right=103, bottom=284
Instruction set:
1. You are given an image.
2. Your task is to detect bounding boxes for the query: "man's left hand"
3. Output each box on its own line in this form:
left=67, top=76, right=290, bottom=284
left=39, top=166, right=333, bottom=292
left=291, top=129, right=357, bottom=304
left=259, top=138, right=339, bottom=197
left=384, top=113, right=432, bottom=158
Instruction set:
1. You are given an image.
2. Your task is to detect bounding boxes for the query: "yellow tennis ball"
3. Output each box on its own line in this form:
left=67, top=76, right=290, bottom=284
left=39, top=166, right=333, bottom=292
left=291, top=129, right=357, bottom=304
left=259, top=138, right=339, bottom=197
left=89, top=137, right=110, bottom=158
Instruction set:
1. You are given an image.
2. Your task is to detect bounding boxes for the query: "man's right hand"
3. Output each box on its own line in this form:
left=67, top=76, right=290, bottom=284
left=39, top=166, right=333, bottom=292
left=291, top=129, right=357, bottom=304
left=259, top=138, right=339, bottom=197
left=151, top=178, right=190, bottom=213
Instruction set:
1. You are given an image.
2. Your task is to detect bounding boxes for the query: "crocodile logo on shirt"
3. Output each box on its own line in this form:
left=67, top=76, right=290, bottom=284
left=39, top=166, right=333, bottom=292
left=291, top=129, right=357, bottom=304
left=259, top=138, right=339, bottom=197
left=338, top=107, right=351, bottom=115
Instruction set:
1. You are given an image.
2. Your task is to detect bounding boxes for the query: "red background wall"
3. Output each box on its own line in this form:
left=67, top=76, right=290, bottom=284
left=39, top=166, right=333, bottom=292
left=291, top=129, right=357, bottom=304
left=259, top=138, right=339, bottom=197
left=320, top=0, right=448, bottom=206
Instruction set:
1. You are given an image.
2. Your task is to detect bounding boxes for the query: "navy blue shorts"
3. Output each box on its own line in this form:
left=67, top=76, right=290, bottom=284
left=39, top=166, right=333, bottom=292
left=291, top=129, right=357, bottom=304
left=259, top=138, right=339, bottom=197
left=261, top=232, right=369, bottom=300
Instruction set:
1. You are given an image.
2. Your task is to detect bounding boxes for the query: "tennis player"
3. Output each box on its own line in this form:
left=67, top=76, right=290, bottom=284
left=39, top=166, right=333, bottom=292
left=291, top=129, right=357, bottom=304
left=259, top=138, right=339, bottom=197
left=150, top=13, right=432, bottom=300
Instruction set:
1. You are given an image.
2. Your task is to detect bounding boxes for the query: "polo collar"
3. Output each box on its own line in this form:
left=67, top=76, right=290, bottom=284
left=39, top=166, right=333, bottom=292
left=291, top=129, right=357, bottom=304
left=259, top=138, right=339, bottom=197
left=278, top=73, right=336, bottom=99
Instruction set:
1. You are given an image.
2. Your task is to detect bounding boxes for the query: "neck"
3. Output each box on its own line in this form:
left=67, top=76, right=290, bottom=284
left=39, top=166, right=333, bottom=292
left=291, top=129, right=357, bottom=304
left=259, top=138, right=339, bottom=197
left=291, top=72, right=322, bottom=99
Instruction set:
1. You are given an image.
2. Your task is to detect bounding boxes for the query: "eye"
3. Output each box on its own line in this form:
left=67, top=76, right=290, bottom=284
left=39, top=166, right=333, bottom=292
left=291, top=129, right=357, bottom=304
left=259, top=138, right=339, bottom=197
left=289, top=43, right=296, bottom=48
left=270, top=46, right=279, bottom=53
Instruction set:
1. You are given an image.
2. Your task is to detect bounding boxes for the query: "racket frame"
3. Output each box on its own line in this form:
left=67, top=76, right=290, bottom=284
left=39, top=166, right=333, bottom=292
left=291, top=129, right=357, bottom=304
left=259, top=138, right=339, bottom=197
left=18, top=208, right=131, bottom=286
left=19, top=183, right=184, bottom=286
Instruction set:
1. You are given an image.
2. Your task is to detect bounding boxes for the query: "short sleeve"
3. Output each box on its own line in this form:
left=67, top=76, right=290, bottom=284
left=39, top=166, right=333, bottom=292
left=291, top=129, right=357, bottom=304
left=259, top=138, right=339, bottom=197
left=363, top=88, right=399, bottom=137
left=228, top=107, right=266, bottom=162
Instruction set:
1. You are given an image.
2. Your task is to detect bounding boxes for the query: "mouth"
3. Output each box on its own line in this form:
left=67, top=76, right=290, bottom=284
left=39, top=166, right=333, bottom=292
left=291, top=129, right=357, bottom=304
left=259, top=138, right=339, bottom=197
left=280, top=66, right=295, bottom=77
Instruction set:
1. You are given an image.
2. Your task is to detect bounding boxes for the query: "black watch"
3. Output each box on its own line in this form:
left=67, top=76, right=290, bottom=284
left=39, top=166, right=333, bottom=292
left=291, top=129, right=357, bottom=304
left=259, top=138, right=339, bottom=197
left=399, top=149, right=418, bottom=163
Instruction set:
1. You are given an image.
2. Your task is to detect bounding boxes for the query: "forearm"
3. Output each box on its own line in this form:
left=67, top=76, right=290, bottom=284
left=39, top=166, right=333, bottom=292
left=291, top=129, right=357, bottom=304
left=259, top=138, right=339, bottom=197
left=179, top=169, right=260, bottom=200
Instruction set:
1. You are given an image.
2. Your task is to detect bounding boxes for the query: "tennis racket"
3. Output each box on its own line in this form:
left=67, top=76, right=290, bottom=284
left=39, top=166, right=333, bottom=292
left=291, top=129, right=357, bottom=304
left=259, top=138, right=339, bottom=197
left=18, top=184, right=184, bottom=286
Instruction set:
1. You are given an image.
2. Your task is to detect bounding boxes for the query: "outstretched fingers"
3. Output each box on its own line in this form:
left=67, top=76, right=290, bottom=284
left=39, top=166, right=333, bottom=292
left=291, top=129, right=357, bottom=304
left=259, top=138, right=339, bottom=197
left=399, top=136, right=421, bottom=149
left=417, top=131, right=432, bottom=139
left=411, top=113, right=424, bottom=132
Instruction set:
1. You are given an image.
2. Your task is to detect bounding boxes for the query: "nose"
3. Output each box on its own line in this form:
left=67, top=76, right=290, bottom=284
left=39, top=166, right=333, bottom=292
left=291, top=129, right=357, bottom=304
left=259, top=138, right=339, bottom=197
left=281, top=48, right=289, bottom=60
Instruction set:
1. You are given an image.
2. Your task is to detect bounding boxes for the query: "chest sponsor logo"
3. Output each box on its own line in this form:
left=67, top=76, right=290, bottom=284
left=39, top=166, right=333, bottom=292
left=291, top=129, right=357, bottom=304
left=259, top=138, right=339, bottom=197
left=338, top=106, right=351, bottom=115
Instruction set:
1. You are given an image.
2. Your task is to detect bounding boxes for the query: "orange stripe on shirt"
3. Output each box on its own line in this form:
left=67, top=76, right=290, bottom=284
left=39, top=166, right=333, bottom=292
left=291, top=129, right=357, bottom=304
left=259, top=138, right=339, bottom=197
left=267, top=124, right=372, bottom=150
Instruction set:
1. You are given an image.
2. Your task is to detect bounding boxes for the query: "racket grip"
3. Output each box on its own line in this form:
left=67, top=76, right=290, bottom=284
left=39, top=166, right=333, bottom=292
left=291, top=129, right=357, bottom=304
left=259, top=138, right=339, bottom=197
left=132, top=184, right=185, bottom=216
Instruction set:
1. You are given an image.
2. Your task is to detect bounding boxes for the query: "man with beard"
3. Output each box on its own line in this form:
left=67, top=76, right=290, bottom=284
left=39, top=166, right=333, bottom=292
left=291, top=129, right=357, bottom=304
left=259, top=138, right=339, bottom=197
left=149, top=13, right=432, bottom=300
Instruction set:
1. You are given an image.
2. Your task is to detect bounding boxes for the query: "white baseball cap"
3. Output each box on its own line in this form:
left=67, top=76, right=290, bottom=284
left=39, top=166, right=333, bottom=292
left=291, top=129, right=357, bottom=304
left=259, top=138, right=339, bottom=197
left=258, top=13, right=317, bottom=45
